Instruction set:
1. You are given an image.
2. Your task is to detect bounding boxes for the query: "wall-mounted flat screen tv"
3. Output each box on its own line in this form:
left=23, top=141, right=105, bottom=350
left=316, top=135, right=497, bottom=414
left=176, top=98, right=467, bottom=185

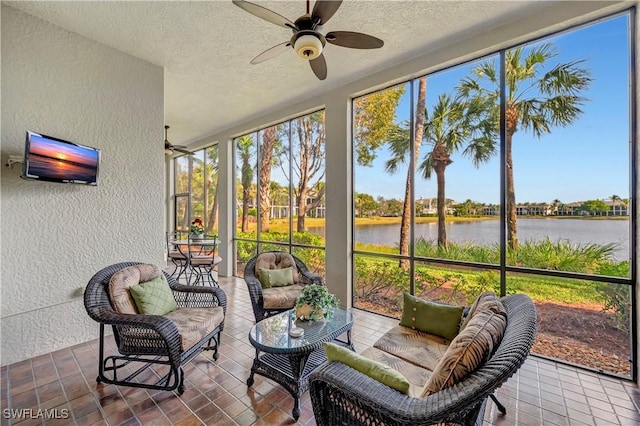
left=22, top=131, right=100, bottom=185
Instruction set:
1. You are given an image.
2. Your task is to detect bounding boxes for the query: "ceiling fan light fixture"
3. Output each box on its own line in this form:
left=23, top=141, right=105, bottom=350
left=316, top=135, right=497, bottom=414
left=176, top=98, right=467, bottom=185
left=294, top=34, right=322, bottom=60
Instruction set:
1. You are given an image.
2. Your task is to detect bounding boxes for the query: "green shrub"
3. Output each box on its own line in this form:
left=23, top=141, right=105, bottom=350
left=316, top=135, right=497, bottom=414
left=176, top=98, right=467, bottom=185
left=354, top=256, right=409, bottom=311
left=596, top=261, right=631, bottom=331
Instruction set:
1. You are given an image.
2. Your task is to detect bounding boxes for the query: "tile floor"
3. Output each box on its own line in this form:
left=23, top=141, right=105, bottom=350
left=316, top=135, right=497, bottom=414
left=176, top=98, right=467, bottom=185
left=2, top=274, right=640, bottom=425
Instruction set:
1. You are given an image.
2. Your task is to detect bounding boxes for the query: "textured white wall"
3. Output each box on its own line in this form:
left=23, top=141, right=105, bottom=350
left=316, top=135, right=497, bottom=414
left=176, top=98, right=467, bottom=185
left=0, top=5, right=165, bottom=366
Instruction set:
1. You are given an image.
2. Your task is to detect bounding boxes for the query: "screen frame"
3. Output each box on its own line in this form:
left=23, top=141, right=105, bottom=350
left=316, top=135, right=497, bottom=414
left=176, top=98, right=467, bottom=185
left=21, top=130, right=101, bottom=186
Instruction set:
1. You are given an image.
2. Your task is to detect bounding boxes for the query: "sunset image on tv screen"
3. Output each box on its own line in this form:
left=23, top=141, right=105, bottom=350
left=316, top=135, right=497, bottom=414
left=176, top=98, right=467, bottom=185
left=26, top=133, right=99, bottom=183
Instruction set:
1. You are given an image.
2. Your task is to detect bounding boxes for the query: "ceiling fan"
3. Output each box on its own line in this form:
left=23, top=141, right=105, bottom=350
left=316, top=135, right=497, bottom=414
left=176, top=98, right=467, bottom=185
left=232, top=0, right=384, bottom=80
left=164, top=125, right=193, bottom=156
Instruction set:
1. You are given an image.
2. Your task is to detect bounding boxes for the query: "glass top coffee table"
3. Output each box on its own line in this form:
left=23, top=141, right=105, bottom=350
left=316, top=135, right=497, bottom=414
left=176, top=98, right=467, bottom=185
left=247, top=307, right=354, bottom=420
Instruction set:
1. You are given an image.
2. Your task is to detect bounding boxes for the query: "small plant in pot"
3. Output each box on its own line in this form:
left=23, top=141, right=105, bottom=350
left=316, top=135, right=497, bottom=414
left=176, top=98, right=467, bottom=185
left=295, top=285, right=339, bottom=322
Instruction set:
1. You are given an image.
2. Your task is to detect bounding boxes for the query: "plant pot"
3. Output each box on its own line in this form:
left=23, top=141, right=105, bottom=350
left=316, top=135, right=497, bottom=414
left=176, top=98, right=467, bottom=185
left=191, top=233, right=204, bottom=240
left=296, top=303, right=325, bottom=321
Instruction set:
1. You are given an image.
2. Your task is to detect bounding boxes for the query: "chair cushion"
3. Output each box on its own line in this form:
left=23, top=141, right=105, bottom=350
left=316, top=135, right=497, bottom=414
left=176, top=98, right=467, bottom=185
left=254, top=252, right=300, bottom=283
left=359, top=346, right=432, bottom=397
left=373, top=325, right=449, bottom=372
left=191, top=255, right=222, bottom=266
left=324, top=343, right=410, bottom=395
left=165, top=306, right=225, bottom=350
left=168, top=250, right=186, bottom=260
left=109, top=264, right=162, bottom=314
left=399, top=292, right=464, bottom=340
left=258, top=267, right=295, bottom=288
left=459, top=291, right=506, bottom=331
left=129, top=275, right=178, bottom=316
left=420, top=308, right=507, bottom=397
left=262, top=284, right=305, bottom=309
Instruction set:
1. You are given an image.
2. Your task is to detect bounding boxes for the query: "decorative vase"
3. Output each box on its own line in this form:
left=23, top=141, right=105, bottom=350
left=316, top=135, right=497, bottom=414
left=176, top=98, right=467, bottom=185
left=296, top=303, right=325, bottom=321
left=191, top=233, right=204, bottom=240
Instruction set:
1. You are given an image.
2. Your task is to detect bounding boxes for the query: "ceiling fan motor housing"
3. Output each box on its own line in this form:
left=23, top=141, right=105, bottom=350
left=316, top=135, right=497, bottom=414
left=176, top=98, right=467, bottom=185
left=291, top=30, right=326, bottom=60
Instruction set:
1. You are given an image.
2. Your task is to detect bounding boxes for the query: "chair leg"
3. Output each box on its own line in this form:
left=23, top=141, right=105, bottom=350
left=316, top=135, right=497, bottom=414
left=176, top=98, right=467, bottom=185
left=490, top=393, right=506, bottom=414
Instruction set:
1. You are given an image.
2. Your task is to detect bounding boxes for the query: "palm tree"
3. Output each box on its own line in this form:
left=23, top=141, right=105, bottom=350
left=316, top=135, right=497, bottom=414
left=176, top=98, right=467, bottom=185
left=204, top=147, right=219, bottom=233
left=458, top=43, right=592, bottom=249
left=610, top=194, right=621, bottom=216
left=236, top=135, right=254, bottom=233
left=386, top=93, right=497, bottom=250
left=388, top=76, right=426, bottom=268
left=259, top=127, right=277, bottom=232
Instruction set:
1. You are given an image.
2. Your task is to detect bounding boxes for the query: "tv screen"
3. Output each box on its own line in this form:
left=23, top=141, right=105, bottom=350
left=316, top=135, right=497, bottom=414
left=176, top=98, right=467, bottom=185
left=22, top=131, right=100, bottom=185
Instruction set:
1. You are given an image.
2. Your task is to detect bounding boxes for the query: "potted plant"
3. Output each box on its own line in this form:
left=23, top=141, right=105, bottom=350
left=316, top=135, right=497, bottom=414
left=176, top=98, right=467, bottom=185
left=295, top=285, right=339, bottom=321
left=190, top=218, right=204, bottom=239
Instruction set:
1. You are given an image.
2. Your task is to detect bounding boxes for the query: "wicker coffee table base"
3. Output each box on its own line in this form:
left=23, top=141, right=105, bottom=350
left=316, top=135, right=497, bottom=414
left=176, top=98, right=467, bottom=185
left=247, top=334, right=353, bottom=420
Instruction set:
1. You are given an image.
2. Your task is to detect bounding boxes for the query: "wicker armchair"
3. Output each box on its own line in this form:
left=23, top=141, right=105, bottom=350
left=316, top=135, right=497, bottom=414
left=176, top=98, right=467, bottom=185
left=309, top=294, right=537, bottom=426
left=84, top=262, right=227, bottom=394
left=244, top=251, right=324, bottom=322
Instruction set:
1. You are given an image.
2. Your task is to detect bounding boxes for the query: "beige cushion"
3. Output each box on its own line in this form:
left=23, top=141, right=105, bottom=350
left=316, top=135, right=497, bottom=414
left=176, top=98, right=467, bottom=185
left=262, top=284, right=305, bottom=309
left=420, top=309, right=507, bottom=397
left=373, top=325, right=450, bottom=372
left=254, top=252, right=299, bottom=283
left=165, top=306, right=224, bottom=350
left=109, top=264, right=162, bottom=314
left=459, top=292, right=506, bottom=331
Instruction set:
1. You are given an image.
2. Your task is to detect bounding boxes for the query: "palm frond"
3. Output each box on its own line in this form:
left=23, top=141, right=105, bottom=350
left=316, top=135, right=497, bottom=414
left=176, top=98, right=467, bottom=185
left=417, top=152, right=434, bottom=180
left=384, top=124, right=410, bottom=174
left=539, top=60, right=592, bottom=96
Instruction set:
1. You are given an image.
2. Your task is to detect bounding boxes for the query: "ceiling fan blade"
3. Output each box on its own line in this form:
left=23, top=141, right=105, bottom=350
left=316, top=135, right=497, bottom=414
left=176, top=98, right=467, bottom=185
left=309, top=53, right=327, bottom=80
left=250, top=41, right=291, bottom=64
left=325, top=31, right=384, bottom=49
left=312, top=0, right=343, bottom=25
left=232, top=0, right=296, bottom=30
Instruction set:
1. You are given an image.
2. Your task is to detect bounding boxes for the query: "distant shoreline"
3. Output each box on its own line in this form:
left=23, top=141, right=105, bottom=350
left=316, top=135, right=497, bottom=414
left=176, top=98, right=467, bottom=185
left=352, top=215, right=629, bottom=226
left=261, top=215, right=629, bottom=233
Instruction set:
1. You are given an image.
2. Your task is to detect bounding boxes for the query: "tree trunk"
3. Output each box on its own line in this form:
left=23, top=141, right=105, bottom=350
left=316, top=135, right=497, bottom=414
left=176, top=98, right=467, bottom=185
left=298, top=185, right=325, bottom=232
left=259, top=127, right=275, bottom=232
left=207, top=180, right=219, bottom=233
left=203, top=169, right=210, bottom=229
left=432, top=143, right=452, bottom=249
left=505, top=104, right=519, bottom=250
left=241, top=185, right=250, bottom=232
left=399, top=76, right=427, bottom=269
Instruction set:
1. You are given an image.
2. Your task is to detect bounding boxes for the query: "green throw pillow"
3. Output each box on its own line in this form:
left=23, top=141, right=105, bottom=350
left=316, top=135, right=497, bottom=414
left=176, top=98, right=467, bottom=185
left=129, top=275, right=178, bottom=315
left=399, top=292, right=464, bottom=340
left=258, top=267, right=294, bottom=289
left=324, top=342, right=410, bottom=394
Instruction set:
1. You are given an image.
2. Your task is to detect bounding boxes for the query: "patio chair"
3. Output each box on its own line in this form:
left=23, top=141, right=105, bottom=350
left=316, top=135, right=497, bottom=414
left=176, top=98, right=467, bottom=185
left=189, top=233, right=223, bottom=287
left=166, top=230, right=188, bottom=281
left=244, top=251, right=324, bottom=322
left=84, top=261, right=226, bottom=394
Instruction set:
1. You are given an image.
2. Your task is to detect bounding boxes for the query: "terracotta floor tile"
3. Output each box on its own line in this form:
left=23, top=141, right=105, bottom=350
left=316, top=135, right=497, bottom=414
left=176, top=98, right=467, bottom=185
left=136, top=405, right=171, bottom=425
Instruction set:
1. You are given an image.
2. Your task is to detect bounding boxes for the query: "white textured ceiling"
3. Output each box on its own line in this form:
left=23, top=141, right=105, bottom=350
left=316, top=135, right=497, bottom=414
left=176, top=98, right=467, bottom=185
left=3, top=1, right=601, bottom=147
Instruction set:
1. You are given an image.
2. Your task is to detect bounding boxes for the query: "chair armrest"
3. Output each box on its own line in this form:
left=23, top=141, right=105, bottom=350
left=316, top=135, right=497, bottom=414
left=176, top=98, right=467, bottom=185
left=309, top=362, right=483, bottom=426
left=90, top=308, right=182, bottom=353
left=170, top=282, right=227, bottom=314
left=245, top=275, right=266, bottom=322
left=298, top=269, right=324, bottom=286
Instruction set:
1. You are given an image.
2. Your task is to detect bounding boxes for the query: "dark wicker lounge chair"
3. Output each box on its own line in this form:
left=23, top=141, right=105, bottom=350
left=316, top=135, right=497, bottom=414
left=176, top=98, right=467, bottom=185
left=309, top=293, right=537, bottom=426
left=84, top=262, right=226, bottom=394
left=244, top=251, right=324, bottom=322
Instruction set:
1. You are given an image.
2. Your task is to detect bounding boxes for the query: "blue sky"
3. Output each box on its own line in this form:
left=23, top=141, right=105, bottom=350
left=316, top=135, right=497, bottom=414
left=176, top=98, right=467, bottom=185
left=355, top=14, right=631, bottom=205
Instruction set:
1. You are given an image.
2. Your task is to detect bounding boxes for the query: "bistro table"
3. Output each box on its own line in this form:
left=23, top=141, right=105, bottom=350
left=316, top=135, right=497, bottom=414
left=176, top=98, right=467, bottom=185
left=247, top=307, right=354, bottom=420
left=169, top=237, right=219, bottom=285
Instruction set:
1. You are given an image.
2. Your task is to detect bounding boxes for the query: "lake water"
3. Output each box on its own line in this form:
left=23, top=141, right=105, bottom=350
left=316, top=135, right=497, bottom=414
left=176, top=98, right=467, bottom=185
left=311, top=218, right=631, bottom=261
